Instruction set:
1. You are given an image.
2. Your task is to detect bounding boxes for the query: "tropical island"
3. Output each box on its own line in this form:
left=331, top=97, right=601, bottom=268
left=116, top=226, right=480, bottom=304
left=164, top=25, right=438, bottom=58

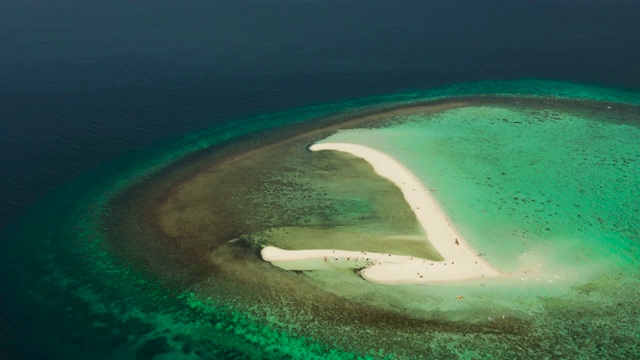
left=94, top=85, right=640, bottom=357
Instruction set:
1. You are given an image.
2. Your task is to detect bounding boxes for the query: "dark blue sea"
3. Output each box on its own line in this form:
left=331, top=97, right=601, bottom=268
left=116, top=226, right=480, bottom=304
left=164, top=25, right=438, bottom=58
left=1, top=0, right=640, bottom=359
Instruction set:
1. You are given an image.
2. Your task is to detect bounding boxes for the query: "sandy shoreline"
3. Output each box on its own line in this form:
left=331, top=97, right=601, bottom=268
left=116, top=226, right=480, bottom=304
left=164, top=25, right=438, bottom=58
left=261, top=142, right=501, bottom=284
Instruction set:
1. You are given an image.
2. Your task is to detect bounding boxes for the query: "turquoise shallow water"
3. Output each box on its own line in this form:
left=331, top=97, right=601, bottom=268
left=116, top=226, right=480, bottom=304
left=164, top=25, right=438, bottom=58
left=319, top=101, right=640, bottom=279
left=4, top=80, right=640, bottom=358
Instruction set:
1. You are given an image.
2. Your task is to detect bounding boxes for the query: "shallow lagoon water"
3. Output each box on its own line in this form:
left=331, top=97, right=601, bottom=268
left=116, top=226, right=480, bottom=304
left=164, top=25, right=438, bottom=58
left=320, top=100, right=640, bottom=275
left=3, top=81, right=640, bottom=359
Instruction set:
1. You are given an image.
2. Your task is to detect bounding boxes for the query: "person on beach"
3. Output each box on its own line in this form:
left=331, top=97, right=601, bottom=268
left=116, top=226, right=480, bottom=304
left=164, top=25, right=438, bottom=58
left=455, top=238, right=459, bottom=245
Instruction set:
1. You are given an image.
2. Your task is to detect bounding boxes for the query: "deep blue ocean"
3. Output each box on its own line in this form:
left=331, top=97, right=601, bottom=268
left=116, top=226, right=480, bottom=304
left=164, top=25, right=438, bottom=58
left=1, top=0, right=640, bottom=359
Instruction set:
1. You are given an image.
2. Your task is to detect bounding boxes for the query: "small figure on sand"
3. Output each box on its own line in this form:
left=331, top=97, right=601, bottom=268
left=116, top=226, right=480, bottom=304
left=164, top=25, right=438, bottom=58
left=455, top=238, right=459, bottom=245
left=323, top=256, right=327, bottom=262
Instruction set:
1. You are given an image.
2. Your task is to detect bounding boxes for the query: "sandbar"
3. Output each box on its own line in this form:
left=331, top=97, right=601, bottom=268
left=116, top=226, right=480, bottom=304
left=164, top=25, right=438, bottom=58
left=261, top=142, right=501, bottom=284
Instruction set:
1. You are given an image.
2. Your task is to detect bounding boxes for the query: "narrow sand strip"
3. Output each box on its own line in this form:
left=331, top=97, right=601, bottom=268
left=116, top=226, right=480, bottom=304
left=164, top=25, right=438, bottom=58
left=261, top=142, right=501, bottom=284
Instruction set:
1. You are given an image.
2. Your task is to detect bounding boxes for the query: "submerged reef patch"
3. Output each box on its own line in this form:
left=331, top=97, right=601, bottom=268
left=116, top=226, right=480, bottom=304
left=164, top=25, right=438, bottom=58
left=7, top=81, right=640, bottom=358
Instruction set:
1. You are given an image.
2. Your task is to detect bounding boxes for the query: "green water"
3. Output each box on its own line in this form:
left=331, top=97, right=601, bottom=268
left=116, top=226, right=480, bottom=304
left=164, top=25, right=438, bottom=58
left=319, top=100, right=640, bottom=279
left=6, top=80, right=640, bottom=358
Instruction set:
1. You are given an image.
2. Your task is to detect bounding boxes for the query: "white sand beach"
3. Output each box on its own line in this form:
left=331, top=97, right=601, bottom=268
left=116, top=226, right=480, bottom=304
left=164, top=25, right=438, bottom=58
left=261, top=142, right=501, bottom=284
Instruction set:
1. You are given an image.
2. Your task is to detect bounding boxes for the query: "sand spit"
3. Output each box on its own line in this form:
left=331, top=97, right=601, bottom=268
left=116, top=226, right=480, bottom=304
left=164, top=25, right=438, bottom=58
left=261, top=142, right=501, bottom=284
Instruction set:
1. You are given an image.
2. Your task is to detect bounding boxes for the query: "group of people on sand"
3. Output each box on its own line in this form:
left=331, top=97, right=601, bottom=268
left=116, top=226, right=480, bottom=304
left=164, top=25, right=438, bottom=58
left=323, top=255, right=370, bottom=263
